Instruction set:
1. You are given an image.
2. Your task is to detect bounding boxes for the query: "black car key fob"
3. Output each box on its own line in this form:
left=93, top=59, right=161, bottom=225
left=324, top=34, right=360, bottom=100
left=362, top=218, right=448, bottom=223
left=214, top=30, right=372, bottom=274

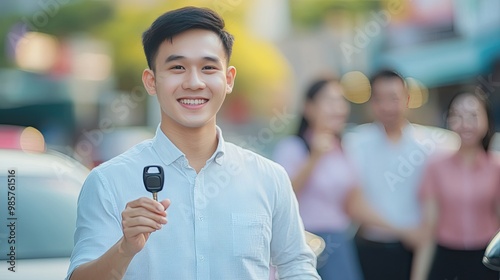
left=143, top=165, right=164, bottom=201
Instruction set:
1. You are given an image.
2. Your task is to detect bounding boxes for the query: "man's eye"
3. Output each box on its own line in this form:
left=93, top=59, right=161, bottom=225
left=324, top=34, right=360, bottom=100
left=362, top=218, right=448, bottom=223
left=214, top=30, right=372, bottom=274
left=171, top=65, right=184, bottom=70
left=203, top=66, right=216, bottom=70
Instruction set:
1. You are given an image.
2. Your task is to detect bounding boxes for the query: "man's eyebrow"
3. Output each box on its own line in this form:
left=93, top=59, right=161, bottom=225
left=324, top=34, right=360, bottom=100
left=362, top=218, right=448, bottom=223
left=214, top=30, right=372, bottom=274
left=203, top=56, right=222, bottom=64
left=165, top=55, right=185, bottom=63
left=164, top=55, right=222, bottom=64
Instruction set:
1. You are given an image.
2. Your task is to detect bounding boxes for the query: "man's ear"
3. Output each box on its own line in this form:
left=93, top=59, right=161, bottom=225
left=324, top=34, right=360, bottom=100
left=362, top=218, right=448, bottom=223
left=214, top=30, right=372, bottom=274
left=225, top=66, right=237, bottom=94
left=142, top=69, right=156, bottom=95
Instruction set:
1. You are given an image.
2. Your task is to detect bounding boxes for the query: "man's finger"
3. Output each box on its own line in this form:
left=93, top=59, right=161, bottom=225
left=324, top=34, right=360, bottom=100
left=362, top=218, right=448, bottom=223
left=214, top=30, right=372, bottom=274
left=123, top=215, right=167, bottom=229
left=123, top=224, right=161, bottom=238
left=126, top=197, right=166, bottom=214
left=160, top=199, right=171, bottom=211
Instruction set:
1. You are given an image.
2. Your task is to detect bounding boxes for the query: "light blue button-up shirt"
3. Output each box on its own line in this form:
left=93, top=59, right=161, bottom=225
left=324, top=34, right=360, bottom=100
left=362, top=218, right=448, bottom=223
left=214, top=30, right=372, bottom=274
left=67, top=126, right=319, bottom=280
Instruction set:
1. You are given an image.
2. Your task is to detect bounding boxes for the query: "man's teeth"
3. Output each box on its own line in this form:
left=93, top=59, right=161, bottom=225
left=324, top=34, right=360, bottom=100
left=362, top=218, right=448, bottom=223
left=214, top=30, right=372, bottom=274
left=179, top=99, right=207, bottom=105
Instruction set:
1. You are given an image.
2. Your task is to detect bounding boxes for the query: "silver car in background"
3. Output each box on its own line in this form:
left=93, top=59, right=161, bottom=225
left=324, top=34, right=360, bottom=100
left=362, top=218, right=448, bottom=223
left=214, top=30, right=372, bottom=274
left=0, top=145, right=89, bottom=279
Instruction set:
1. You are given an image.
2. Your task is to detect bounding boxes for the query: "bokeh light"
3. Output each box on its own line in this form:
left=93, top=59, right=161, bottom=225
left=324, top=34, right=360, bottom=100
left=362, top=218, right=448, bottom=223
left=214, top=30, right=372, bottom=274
left=340, top=71, right=371, bottom=104
left=406, top=77, right=429, bottom=109
left=15, top=32, right=59, bottom=73
left=20, top=126, right=46, bottom=153
left=73, top=52, right=112, bottom=81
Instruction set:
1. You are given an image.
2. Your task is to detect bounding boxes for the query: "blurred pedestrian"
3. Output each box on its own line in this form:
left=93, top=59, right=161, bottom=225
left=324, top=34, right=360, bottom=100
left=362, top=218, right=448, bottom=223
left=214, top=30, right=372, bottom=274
left=67, top=6, right=319, bottom=280
left=343, top=69, right=433, bottom=280
left=273, top=77, right=411, bottom=280
left=412, top=91, right=499, bottom=280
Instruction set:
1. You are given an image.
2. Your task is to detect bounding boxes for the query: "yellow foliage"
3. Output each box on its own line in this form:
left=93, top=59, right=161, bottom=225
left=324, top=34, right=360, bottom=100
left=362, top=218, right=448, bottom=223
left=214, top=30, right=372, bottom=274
left=95, top=0, right=293, bottom=115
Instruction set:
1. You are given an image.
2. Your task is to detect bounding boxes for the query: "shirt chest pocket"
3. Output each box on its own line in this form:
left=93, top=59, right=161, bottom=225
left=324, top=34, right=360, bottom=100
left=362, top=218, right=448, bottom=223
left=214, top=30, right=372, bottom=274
left=231, top=213, right=269, bottom=259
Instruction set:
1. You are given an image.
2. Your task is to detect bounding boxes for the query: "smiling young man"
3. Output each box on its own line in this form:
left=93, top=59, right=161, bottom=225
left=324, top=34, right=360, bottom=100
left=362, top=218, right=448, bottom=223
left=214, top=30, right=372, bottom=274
left=66, top=6, right=319, bottom=280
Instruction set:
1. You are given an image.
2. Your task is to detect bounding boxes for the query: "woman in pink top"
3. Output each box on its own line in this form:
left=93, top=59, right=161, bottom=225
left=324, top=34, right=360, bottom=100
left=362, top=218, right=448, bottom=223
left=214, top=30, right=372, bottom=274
left=413, top=91, right=500, bottom=280
left=273, top=77, right=414, bottom=280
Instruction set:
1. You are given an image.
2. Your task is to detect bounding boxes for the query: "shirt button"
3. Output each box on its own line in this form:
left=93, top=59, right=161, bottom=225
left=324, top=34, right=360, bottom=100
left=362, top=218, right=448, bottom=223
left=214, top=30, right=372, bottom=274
left=199, top=216, right=204, bottom=221
left=200, top=256, right=205, bottom=261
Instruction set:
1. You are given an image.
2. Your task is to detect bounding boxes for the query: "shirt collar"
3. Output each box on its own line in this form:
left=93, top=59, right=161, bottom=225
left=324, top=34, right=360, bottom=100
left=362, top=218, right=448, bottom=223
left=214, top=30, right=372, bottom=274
left=210, top=126, right=226, bottom=165
left=450, top=149, right=489, bottom=170
left=152, top=124, right=226, bottom=166
left=374, top=121, right=413, bottom=139
left=152, top=124, right=184, bottom=166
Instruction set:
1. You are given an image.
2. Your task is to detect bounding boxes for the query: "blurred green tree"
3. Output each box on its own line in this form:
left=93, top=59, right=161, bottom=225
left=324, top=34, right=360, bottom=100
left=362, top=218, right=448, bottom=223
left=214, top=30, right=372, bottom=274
left=0, top=1, right=114, bottom=68
left=289, top=0, right=379, bottom=28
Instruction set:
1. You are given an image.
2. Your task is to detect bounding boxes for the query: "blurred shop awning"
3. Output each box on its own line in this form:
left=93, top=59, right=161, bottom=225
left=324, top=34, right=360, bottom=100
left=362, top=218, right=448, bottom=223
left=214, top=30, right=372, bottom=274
left=377, top=29, right=500, bottom=88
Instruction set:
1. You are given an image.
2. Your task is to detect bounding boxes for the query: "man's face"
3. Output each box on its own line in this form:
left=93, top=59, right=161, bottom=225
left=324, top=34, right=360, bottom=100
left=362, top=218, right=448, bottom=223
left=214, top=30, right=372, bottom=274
left=142, top=29, right=236, bottom=130
left=370, top=77, right=408, bottom=127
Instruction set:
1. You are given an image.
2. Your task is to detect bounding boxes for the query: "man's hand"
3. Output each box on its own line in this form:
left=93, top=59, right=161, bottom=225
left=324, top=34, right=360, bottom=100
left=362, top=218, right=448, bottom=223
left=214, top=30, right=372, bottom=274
left=119, top=197, right=171, bottom=257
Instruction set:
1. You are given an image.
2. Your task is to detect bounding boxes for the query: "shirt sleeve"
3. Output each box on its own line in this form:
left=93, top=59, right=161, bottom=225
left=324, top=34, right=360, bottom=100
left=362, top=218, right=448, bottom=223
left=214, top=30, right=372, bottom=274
left=66, top=169, right=123, bottom=279
left=270, top=165, right=320, bottom=279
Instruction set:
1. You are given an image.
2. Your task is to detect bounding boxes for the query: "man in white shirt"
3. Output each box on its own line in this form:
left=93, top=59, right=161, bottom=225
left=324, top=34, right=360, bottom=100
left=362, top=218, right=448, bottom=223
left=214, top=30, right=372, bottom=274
left=67, top=6, right=319, bottom=280
left=343, top=69, right=437, bottom=280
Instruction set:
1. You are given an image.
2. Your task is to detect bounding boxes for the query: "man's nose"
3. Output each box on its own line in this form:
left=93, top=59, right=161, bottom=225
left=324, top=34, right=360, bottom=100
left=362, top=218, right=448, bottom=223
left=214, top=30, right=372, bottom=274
left=183, top=70, right=206, bottom=90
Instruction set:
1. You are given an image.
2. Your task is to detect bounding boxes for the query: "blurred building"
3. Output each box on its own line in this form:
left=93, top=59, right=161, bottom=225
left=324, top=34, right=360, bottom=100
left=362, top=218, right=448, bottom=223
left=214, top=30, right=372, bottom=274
left=376, top=0, right=500, bottom=128
left=274, top=0, right=500, bottom=128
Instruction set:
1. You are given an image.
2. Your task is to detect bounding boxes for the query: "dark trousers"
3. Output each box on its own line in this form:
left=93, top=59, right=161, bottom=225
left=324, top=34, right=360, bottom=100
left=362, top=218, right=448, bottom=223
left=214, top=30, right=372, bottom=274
left=355, top=234, right=413, bottom=280
left=428, top=244, right=498, bottom=280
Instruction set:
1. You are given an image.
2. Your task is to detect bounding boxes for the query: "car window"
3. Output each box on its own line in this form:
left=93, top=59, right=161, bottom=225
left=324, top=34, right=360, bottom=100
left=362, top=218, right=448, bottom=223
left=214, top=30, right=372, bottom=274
left=0, top=176, right=80, bottom=259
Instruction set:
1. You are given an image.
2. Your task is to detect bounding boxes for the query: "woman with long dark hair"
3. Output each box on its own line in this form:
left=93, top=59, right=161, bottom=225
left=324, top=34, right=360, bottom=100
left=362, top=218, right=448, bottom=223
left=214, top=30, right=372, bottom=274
left=412, top=91, right=500, bottom=280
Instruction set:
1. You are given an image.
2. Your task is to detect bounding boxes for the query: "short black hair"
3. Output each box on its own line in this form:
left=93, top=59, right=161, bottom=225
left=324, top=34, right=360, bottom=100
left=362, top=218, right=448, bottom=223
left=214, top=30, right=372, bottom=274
left=142, top=6, right=235, bottom=70
left=369, top=69, right=405, bottom=85
left=369, top=69, right=407, bottom=98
